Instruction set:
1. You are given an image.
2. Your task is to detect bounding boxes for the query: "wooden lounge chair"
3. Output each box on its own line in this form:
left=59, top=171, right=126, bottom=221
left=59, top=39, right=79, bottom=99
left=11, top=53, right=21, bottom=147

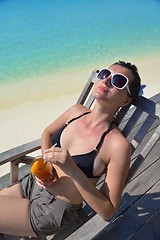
left=0, top=70, right=160, bottom=240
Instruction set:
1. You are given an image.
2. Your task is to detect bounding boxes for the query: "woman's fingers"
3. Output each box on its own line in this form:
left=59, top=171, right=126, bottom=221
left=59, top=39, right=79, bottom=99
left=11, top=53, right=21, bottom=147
left=44, top=147, right=66, bottom=164
left=35, top=177, right=46, bottom=188
left=43, top=146, right=61, bottom=161
left=43, top=147, right=77, bottom=177
left=44, top=146, right=62, bottom=153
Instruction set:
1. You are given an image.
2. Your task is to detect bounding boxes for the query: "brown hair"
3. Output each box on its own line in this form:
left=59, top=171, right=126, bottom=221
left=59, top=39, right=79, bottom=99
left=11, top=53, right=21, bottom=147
left=112, top=60, right=141, bottom=101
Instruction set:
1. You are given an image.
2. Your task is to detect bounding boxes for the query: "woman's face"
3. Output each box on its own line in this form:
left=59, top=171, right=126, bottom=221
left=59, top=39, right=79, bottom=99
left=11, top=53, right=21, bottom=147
left=93, top=65, right=133, bottom=108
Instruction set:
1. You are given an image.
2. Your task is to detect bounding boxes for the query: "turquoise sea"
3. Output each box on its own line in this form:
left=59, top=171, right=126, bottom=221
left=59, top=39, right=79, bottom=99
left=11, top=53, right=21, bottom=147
left=0, top=0, right=160, bottom=106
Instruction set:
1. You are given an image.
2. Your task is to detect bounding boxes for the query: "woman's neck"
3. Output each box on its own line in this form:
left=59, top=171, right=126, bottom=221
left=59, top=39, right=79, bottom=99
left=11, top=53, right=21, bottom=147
left=86, top=103, right=115, bottom=128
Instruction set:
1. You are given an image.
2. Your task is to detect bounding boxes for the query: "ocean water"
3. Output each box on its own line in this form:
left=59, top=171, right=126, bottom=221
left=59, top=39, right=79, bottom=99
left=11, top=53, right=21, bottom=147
left=0, top=0, right=160, bottom=87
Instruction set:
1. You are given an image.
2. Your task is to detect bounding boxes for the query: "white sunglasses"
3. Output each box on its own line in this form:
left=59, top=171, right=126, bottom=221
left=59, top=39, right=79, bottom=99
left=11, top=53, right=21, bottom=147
left=97, top=69, right=131, bottom=95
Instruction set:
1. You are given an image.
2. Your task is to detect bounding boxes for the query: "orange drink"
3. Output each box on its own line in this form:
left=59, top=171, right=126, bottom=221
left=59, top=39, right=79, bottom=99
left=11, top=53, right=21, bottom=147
left=31, top=156, right=54, bottom=184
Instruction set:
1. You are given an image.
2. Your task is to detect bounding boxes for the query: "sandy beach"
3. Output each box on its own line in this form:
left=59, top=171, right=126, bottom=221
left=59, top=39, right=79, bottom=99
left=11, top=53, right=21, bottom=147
left=0, top=53, right=160, bottom=175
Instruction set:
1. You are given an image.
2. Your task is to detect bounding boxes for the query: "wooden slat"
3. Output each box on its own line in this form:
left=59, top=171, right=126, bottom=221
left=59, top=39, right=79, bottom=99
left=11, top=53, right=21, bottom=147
left=10, top=160, right=19, bottom=183
left=131, top=116, right=156, bottom=151
left=0, top=139, right=40, bottom=165
left=133, top=96, right=160, bottom=118
left=76, top=69, right=97, bottom=105
left=128, top=209, right=160, bottom=239
left=128, top=119, right=159, bottom=160
left=116, top=104, right=131, bottom=125
left=96, top=179, right=160, bottom=240
left=122, top=108, right=143, bottom=137
left=0, top=140, right=40, bottom=185
left=127, top=124, right=160, bottom=183
left=85, top=94, right=95, bottom=109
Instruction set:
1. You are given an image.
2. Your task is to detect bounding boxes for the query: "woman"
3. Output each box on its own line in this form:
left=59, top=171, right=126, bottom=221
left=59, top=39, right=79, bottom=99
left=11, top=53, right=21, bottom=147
left=0, top=61, right=141, bottom=238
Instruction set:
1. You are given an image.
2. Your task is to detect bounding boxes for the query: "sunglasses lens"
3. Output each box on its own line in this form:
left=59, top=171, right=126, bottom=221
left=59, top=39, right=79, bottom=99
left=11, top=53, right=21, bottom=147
left=97, top=69, right=111, bottom=80
left=112, top=75, right=128, bottom=89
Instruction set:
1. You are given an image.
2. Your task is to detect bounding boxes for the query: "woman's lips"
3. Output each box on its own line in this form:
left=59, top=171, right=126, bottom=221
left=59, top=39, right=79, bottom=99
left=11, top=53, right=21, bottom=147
left=98, top=85, right=107, bottom=93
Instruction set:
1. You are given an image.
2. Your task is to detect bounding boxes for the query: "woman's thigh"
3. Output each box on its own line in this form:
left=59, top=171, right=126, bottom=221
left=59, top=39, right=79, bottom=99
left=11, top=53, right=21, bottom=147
left=0, top=183, right=23, bottom=198
left=0, top=195, right=36, bottom=237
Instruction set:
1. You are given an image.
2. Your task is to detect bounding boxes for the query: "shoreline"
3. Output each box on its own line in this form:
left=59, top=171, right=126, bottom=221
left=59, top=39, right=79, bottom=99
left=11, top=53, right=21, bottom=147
left=0, top=53, right=160, bottom=175
left=1, top=52, right=160, bottom=110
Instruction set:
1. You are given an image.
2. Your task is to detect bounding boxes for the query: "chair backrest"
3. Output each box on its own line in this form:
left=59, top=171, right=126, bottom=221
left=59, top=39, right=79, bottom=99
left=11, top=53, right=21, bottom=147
left=76, top=69, right=97, bottom=107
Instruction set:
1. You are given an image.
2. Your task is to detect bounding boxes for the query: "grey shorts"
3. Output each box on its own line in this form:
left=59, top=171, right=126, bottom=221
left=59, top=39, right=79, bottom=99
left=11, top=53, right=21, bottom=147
left=20, top=174, right=82, bottom=237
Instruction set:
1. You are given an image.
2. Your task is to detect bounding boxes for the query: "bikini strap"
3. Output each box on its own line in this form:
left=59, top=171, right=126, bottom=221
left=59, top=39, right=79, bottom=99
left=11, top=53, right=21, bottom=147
left=95, top=122, right=113, bottom=152
left=65, top=111, right=91, bottom=127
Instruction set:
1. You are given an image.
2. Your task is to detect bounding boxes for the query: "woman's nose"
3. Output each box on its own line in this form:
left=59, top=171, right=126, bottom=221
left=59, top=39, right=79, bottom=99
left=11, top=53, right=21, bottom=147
left=103, top=76, right=112, bottom=87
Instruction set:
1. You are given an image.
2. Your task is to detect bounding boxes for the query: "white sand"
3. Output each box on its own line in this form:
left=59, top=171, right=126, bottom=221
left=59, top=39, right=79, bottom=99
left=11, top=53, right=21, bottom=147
left=0, top=53, right=160, bottom=176
left=0, top=93, right=80, bottom=175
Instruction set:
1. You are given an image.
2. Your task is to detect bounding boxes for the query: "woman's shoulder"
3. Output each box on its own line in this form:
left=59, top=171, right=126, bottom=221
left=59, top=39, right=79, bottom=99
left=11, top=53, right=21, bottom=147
left=65, top=104, right=90, bottom=119
left=70, top=104, right=90, bottom=112
left=102, top=125, right=131, bottom=167
left=107, top=125, right=130, bottom=151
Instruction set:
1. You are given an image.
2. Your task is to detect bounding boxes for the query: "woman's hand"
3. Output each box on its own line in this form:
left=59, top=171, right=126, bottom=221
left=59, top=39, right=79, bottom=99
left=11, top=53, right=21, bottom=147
left=43, top=146, right=77, bottom=177
left=35, top=176, right=47, bottom=188
left=35, top=163, right=56, bottom=188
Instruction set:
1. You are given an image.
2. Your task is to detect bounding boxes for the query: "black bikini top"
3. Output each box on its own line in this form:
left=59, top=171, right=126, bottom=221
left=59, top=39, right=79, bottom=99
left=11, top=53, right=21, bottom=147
left=52, top=112, right=113, bottom=178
